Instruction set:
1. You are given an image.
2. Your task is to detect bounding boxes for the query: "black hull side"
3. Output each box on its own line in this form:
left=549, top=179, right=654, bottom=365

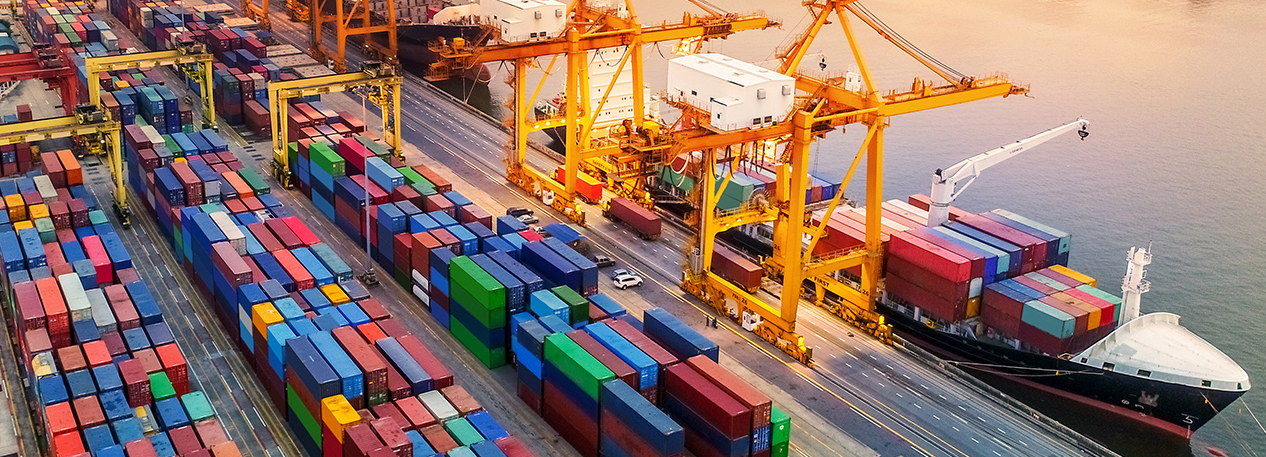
left=882, top=308, right=1244, bottom=438
left=369, top=24, right=490, bottom=82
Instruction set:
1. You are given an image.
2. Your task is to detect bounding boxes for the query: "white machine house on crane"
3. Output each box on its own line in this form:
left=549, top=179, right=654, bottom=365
left=927, top=119, right=1091, bottom=227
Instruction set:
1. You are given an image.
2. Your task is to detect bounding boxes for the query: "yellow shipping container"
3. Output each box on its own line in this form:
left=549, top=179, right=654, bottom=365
left=13, top=220, right=34, bottom=231
left=28, top=204, right=49, bottom=220
left=252, top=303, right=282, bottom=337
left=1049, top=264, right=1096, bottom=288
left=321, top=284, right=350, bottom=305
left=5, top=194, right=26, bottom=221
left=320, top=395, right=360, bottom=443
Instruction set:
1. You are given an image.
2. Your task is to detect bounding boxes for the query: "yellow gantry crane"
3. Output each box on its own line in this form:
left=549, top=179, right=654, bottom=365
left=83, top=48, right=216, bottom=130
left=268, top=62, right=403, bottom=188
left=242, top=0, right=271, bottom=30
left=425, top=0, right=778, bottom=226
left=670, top=0, right=1028, bottom=364
left=309, top=0, right=398, bottom=73
left=0, top=107, right=123, bottom=223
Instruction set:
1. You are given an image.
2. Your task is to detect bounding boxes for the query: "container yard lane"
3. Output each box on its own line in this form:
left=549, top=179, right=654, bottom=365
left=80, top=164, right=294, bottom=457
left=214, top=3, right=1099, bottom=456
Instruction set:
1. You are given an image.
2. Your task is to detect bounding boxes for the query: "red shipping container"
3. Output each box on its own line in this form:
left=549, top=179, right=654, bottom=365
left=385, top=364, right=411, bottom=400
left=411, top=164, right=452, bottom=193
left=210, top=441, right=243, bottom=457
left=156, top=343, right=189, bottom=395
left=212, top=242, right=254, bottom=287
left=81, top=235, right=114, bottom=284
left=439, top=385, right=481, bottom=417
left=429, top=229, right=459, bottom=255
left=369, top=417, right=411, bottom=457
left=1017, top=321, right=1071, bottom=356
left=423, top=194, right=454, bottom=217
left=357, top=298, right=391, bottom=322
left=272, top=249, right=315, bottom=290
left=710, top=245, right=762, bottom=292
left=888, top=232, right=971, bottom=282
left=685, top=355, right=772, bottom=428
left=885, top=256, right=971, bottom=304
left=42, top=151, right=66, bottom=187
left=57, top=345, right=87, bottom=372
left=357, top=322, right=388, bottom=344
left=352, top=176, right=390, bottom=205
left=981, top=301, right=1023, bottom=338
left=543, top=377, right=599, bottom=457
left=982, top=285, right=1025, bottom=320
left=493, top=436, right=535, bottom=457
left=1062, top=287, right=1116, bottom=326
left=37, top=277, right=69, bottom=339
left=608, top=318, right=678, bottom=374
left=49, top=201, right=71, bottom=229
left=391, top=185, right=422, bottom=208
left=82, top=341, right=111, bottom=368
left=457, top=204, right=492, bottom=229
left=374, top=319, right=407, bottom=339
left=15, top=281, right=45, bottom=333
left=392, top=396, right=437, bottom=431
left=169, top=426, right=203, bottom=456
left=134, top=348, right=162, bottom=374
left=332, top=327, right=389, bottom=404
left=1011, top=275, right=1060, bottom=297
left=906, top=228, right=985, bottom=281
left=247, top=223, right=284, bottom=252
left=266, top=218, right=303, bottom=249
left=118, top=358, right=151, bottom=407
left=102, top=332, right=127, bottom=357
left=518, top=229, right=542, bottom=243
left=116, top=268, right=140, bottom=285
left=282, top=217, right=320, bottom=247
left=345, top=423, right=386, bottom=457
left=26, top=328, right=52, bottom=356
left=907, top=193, right=971, bottom=221
left=663, top=363, right=751, bottom=439
left=126, top=439, right=158, bottom=457
left=371, top=402, right=408, bottom=430
left=410, top=233, right=440, bottom=274
left=395, top=335, right=454, bottom=390
left=46, top=402, right=77, bottom=436
left=1039, top=295, right=1090, bottom=335
left=242, top=196, right=265, bottom=212
left=52, top=429, right=85, bottom=457
left=196, top=418, right=230, bottom=447
left=886, top=273, right=971, bottom=323
left=420, top=424, right=458, bottom=454
left=517, top=380, right=541, bottom=413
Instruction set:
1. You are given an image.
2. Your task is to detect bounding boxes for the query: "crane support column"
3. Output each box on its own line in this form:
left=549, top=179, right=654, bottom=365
left=564, top=28, right=581, bottom=199
left=776, top=110, right=815, bottom=327
left=861, top=121, right=885, bottom=302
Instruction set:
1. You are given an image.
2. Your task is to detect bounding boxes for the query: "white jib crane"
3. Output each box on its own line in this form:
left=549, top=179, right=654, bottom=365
left=927, top=118, right=1091, bottom=227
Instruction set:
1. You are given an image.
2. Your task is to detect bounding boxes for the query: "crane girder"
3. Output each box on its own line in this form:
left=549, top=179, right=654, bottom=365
left=447, top=14, right=778, bottom=64
left=84, top=51, right=216, bottom=129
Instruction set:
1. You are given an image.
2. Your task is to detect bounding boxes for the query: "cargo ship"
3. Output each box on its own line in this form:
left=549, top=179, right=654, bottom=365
left=711, top=190, right=1250, bottom=438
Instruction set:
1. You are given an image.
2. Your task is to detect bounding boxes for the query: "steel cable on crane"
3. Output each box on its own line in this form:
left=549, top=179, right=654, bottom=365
left=850, top=2, right=967, bottom=82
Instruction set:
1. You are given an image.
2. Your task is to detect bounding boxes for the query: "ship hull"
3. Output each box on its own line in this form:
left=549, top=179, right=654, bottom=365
left=368, top=24, right=491, bottom=82
left=881, top=307, right=1245, bottom=438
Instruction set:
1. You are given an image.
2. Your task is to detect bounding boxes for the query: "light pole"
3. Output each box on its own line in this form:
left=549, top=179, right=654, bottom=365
left=355, top=86, right=379, bottom=286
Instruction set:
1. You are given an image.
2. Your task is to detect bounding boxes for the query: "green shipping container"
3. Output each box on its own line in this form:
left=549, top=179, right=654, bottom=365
left=412, top=182, right=437, bottom=196
left=89, top=210, right=108, bottom=226
left=35, top=218, right=56, bottom=243
left=452, top=282, right=507, bottom=330
left=771, top=405, right=791, bottom=445
left=310, top=142, right=346, bottom=176
left=181, top=391, right=215, bottom=422
left=450, top=257, right=507, bottom=311
left=150, top=372, right=176, bottom=401
left=543, top=333, right=614, bottom=400
left=443, top=417, right=484, bottom=446
left=450, top=317, right=506, bottom=368
left=1074, top=285, right=1123, bottom=322
left=164, top=135, right=183, bottom=158
left=238, top=168, right=271, bottom=195
left=396, top=167, right=426, bottom=186
left=772, top=442, right=789, bottom=457
left=287, top=142, right=299, bottom=171
left=287, top=386, right=322, bottom=446
left=357, top=135, right=390, bottom=157
left=549, top=286, right=588, bottom=325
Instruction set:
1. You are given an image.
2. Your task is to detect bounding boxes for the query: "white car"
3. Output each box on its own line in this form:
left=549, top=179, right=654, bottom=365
left=518, top=214, right=539, bottom=225
left=613, top=273, right=643, bottom=290
left=610, top=268, right=630, bottom=280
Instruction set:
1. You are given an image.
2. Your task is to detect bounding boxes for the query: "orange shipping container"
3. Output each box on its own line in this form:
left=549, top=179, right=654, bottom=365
left=222, top=172, right=254, bottom=198
left=273, top=249, right=315, bottom=290
left=56, top=150, right=83, bottom=186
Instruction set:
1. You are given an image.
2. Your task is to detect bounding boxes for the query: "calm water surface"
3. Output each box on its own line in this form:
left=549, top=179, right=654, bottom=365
left=474, top=1, right=1266, bottom=454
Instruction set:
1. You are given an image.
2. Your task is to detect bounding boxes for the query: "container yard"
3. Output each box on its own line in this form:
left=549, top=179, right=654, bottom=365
left=0, top=0, right=1251, bottom=456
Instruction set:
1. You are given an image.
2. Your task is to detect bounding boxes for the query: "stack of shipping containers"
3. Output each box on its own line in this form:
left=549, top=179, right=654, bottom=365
left=1, top=159, right=247, bottom=456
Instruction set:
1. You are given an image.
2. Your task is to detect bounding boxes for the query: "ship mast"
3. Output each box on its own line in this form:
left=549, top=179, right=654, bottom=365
left=1121, top=244, right=1153, bottom=322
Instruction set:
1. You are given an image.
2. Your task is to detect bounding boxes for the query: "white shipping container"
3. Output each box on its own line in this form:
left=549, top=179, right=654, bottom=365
left=667, top=53, right=795, bottom=132
left=88, top=289, right=118, bottom=334
left=34, top=176, right=58, bottom=203
left=210, top=212, right=247, bottom=255
left=59, top=274, right=93, bottom=322
left=418, top=391, right=459, bottom=421
left=482, top=0, right=566, bottom=42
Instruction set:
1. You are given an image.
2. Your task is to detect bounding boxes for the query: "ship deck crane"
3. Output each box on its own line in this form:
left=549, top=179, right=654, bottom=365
left=674, top=0, right=1029, bottom=364
left=0, top=107, right=123, bottom=224
left=927, top=118, right=1089, bottom=227
left=425, top=0, right=777, bottom=226
left=268, top=62, right=403, bottom=188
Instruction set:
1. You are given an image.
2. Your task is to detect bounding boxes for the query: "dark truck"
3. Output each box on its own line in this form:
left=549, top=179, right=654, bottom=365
left=604, top=197, right=661, bottom=241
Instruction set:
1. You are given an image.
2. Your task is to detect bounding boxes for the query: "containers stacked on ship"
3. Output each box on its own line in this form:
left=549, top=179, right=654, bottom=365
left=0, top=165, right=247, bottom=456
left=980, top=267, right=1121, bottom=355
left=655, top=154, right=837, bottom=208
left=128, top=154, right=544, bottom=457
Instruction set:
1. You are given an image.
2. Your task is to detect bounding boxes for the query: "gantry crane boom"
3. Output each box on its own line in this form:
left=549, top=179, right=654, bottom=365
left=268, top=62, right=403, bottom=188
left=83, top=49, right=216, bottom=130
left=427, top=0, right=777, bottom=226
left=927, top=119, right=1089, bottom=227
left=0, top=108, right=123, bottom=224
left=675, top=0, right=1029, bottom=364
